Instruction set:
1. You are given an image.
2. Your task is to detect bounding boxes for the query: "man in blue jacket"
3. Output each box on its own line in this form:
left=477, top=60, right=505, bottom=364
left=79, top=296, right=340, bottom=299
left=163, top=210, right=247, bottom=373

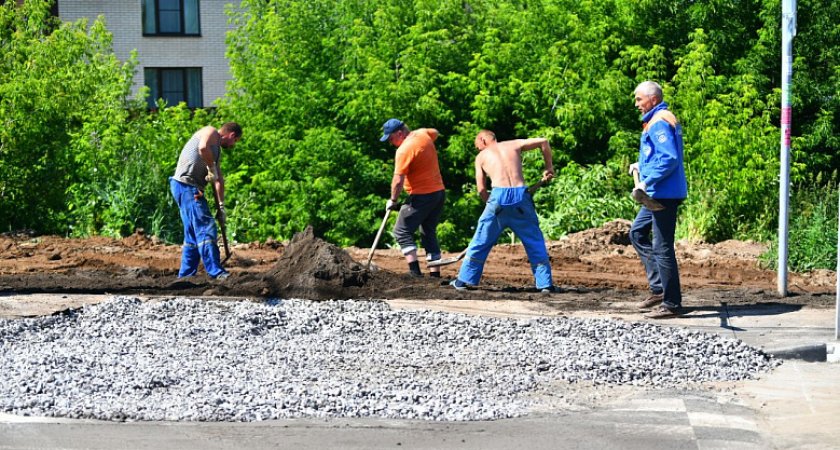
left=629, top=81, right=687, bottom=319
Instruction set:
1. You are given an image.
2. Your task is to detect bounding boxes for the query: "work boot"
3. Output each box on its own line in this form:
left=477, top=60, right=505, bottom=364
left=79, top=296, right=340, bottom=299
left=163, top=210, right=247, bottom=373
left=215, top=271, right=230, bottom=281
left=635, top=293, right=664, bottom=310
left=643, top=305, right=682, bottom=319
left=408, top=261, right=422, bottom=278
left=450, top=279, right=469, bottom=291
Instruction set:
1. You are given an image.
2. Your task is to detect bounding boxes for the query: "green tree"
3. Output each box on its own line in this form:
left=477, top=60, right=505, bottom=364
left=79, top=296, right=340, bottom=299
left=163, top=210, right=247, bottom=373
left=0, top=0, right=136, bottom=234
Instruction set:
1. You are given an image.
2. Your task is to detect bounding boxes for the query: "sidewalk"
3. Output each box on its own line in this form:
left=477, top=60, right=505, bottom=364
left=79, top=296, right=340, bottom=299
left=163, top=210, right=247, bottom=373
left=388, top=298, right=840, bottom=449
left=388, top=297, right=838, bottom=362
left=584, top=301, right=837, bottom=363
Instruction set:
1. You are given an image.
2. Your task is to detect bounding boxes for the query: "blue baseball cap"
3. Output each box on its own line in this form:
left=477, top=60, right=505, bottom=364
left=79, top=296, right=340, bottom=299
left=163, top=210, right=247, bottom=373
left=380, top=118, right=404, bottom=142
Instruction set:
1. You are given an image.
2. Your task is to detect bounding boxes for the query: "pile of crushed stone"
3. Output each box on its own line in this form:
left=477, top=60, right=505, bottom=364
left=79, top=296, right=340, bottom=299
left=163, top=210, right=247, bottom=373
left=0, top=296, right=780, bottom=422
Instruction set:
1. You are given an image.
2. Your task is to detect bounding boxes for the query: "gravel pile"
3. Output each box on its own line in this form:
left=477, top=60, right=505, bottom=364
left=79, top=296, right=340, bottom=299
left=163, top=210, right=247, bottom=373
left=0, top=297, right=779, bottom=422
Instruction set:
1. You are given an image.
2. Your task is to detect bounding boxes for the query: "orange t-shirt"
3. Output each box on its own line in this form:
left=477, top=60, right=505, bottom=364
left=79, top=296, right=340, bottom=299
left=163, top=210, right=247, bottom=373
left=394, top=128, right=445, bottom=194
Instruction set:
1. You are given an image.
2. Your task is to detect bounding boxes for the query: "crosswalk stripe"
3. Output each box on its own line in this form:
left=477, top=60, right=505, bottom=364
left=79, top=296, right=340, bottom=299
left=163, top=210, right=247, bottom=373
left=688, top=412, right=759, bottom=432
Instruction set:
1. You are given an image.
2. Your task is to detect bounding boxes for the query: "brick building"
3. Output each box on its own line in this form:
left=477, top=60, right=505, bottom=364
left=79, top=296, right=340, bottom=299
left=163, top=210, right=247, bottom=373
left=58, top=1, right=237, bottom=108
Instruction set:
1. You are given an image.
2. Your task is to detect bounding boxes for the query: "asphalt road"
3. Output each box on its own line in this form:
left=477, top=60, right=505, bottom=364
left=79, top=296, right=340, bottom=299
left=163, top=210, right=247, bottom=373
left=1, top=294, right=838, bottom=449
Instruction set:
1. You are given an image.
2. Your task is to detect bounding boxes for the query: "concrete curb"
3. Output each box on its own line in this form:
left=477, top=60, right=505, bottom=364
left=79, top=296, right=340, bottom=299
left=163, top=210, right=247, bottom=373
left=767, top=343, right=827, bottom=362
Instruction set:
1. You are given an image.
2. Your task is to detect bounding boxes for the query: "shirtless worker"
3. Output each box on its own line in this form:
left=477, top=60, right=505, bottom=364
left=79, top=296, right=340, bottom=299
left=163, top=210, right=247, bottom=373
left=450, top=130, right=557, bottom=292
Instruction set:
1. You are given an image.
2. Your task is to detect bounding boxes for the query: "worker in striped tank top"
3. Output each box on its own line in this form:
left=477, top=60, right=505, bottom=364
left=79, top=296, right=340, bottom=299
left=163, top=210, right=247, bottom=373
left=169, top=122, right=242, bottom=280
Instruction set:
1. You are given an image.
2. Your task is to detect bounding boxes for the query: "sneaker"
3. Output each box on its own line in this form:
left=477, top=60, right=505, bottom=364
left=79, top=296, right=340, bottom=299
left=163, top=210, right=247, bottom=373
left=409, top=271, right=423, bottom=278
left=449, top=279, right=468, bottom=291
left=643, top=305, right=681, bottom=319
left=539, top=285, right=558, bottom=294
left=635, top=293, right=664, bottom=310
left=215, top=271, right=230, bottom=280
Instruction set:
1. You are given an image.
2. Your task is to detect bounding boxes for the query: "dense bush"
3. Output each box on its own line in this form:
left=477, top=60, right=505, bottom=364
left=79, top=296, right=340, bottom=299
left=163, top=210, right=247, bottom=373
left=1, top=0, right=838, bottom=270
left=0, top=0, right=136, bottom=234
left=762, top=177, right=839, bottom=272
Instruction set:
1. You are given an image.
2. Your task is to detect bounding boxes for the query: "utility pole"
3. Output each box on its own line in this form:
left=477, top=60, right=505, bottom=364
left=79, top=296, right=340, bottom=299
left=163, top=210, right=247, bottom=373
left=778, top=0, right=796, bottom=297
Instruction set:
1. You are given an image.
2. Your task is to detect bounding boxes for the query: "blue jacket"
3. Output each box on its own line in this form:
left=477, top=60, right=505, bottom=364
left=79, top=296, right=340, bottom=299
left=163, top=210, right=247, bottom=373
left=639, top=102, right=687, bottom=199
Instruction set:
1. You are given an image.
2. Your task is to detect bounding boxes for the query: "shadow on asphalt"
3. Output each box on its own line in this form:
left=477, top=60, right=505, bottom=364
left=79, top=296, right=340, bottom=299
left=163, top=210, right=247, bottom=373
left=681, top=302, right=804, bottom=331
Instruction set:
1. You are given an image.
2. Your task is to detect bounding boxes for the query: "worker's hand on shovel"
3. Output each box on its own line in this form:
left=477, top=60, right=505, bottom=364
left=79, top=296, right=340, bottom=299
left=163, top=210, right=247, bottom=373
left=628, top=163, right=647, bottom=192
left=385, top=199, right=401, bottom=211
left=205, top=164, right=220, bottom=184
left=215, top=203, right=226, bottom=226
left=541, top=169, right=555, bottom=183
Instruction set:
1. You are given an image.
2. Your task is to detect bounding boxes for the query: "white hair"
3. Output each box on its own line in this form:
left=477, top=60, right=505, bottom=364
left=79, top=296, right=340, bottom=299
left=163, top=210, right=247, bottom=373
left=635, top=81, right=663, bottom=100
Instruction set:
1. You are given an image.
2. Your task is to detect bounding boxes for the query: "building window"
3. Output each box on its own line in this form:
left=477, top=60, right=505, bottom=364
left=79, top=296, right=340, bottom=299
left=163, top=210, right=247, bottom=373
left=142, top=0, right=200, bottom=36
left=144, top=68, right=203, bottom=108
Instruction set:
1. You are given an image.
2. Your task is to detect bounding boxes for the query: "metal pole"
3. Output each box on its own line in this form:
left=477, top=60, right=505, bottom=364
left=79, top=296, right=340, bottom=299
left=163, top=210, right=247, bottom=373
left=778, top=0, right=796, bottom=297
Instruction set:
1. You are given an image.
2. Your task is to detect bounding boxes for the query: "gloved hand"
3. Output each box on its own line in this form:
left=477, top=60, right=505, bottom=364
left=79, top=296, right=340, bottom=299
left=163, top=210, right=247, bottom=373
left=215, top=203, right=226, bottom=226
left=386, top=199, right=400, bottom=211
left=205, top=165, right=220, bottom=184
left=628, top=162, right=639, bottom=176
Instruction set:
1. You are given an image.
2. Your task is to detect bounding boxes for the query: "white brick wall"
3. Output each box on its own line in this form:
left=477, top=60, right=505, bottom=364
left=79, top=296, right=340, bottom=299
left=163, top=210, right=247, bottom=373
left=58, top=0, right=237, bottom=107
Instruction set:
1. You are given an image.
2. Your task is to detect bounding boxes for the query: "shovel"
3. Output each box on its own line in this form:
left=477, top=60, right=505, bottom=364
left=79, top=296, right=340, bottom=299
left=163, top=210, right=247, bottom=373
left=428, top=249, right=466, bottom=268
left=212, top=194, right=232, bottom=264
left=429, top=178, right=551, bottom=268
left=366, top=208, right=392, bottom=270
left=631, top=169, right=666, bottom=212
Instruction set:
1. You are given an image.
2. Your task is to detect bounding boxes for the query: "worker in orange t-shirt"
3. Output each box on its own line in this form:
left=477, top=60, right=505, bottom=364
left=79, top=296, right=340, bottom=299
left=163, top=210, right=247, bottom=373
left=379, top=118, right=446, bottom=278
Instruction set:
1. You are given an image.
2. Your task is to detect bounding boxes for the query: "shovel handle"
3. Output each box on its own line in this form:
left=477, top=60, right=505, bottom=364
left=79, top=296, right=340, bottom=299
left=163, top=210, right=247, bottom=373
left=212, top=195, right=231, bottom=265
left=366, top=208, right=392, bottom=270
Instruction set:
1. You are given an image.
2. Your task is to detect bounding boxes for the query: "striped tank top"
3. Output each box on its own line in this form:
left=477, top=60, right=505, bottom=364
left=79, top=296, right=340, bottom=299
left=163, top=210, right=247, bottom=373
left=173, top=130, right=220, bottom=189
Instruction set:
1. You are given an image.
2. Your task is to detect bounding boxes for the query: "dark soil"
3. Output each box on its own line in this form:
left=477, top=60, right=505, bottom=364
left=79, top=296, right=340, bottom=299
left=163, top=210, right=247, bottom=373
left=0, top=221, right=835, bottom=313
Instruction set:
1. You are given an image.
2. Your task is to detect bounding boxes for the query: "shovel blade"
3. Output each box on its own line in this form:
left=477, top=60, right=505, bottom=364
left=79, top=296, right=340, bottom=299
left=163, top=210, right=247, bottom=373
left=631, top=189, right=666, bottom=211
left=428, top=250, right=467, bottom=268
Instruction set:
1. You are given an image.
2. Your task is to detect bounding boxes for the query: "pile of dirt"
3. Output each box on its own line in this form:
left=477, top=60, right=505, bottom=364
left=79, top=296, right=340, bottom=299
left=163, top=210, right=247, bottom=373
left=225, top=226, right=370, bottom=299
left=551, top=219, right=632, bottom=256
left=120, top=229, right=160, bottom=248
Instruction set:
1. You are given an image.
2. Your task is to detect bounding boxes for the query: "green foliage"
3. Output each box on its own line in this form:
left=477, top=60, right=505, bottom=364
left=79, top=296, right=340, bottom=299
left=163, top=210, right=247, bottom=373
left=539, top=162, right=637, bottom=239
left=669, top=30, right=785, bottom=241
left=223, top=126, right=384, bottom=246
left=1, top=0, right=838, bottom=271
left=762, top=179, right=839, bottom=272
left=0, top=0, right=136, bottom=234
left=67, top=103, right=213, bottom=240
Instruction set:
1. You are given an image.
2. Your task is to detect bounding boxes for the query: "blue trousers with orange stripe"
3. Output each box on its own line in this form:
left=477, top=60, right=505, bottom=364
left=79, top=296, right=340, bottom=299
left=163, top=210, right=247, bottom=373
left=169, top=177, right=226, bottom=278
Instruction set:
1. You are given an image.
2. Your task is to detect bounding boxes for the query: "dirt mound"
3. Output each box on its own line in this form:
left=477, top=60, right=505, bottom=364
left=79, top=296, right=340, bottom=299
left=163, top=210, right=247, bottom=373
left=551, top=219, right=632, bottom=255
left=225, top=226, right=370, bottom=299
left=121, top=229, right=158, bottom=248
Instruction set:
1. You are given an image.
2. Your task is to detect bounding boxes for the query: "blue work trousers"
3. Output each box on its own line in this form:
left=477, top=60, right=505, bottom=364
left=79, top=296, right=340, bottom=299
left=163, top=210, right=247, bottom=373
left=169, top=177, right=225, bottom=278
left=457, top=187, right=553, bottom=289
left=629, top=199, right=683, bottom=308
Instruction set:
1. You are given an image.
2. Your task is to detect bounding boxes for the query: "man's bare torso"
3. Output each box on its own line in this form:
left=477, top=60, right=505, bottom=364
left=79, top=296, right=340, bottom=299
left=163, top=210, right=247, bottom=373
left=477, top=140, right=527, bottom=188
